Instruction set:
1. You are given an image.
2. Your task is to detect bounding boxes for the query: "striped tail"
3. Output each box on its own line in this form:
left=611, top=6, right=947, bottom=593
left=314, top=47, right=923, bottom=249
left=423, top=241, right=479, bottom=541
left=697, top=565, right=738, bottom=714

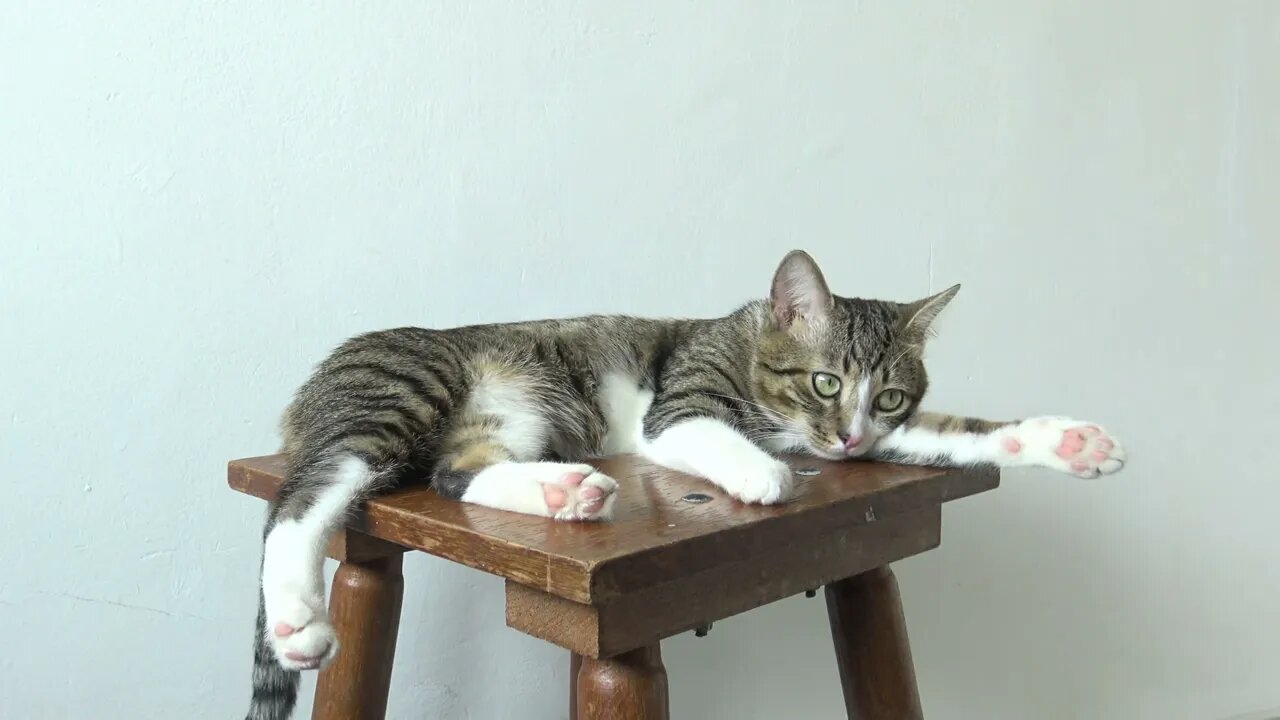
left=245, top=582, right=299, bottom=720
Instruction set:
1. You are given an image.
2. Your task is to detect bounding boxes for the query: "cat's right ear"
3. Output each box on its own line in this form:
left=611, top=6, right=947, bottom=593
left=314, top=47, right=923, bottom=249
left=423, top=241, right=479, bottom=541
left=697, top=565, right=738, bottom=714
left=770, top=250, right=834, bottom=331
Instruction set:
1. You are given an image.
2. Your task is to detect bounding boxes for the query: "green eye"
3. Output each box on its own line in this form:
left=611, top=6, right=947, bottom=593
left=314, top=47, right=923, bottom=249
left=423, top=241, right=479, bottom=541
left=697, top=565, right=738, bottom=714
left=875, top=389, right=906, bottom=412
left=812, top=372, right=842, bottom=398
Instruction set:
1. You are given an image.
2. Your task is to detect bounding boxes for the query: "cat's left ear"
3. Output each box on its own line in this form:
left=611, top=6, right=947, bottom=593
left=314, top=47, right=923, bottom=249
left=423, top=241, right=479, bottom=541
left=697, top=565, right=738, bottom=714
left=900, top=284, right=961, bottom=341
left=770, top=250, right=834, bottom=331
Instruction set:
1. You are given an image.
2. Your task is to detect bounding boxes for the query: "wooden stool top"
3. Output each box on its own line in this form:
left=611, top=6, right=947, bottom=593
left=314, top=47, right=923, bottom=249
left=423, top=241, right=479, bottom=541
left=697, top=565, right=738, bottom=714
left=231, top=455, right=996, bottom=656
left=231, top=455, right=993, bottom=596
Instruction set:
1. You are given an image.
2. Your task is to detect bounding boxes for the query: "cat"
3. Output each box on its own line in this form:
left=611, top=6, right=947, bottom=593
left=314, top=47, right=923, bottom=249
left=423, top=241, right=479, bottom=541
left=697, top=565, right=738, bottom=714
left=245, top=250, right=1125, bottom=720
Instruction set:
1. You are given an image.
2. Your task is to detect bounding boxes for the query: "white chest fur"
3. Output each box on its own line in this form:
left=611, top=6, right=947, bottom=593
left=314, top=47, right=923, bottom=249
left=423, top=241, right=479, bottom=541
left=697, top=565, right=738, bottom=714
left=596, top=372, right=653, bottom=456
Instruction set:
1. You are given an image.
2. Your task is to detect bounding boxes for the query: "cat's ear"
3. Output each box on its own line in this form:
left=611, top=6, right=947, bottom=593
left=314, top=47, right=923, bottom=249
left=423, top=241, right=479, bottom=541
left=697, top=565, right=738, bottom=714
left=770, top=250, right=834, bottom=330
left=900, top=284, right=960, bottom=341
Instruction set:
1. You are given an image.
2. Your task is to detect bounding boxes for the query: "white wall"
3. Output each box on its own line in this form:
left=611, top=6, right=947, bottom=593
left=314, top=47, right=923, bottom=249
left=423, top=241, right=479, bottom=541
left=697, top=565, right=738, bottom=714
left=2, top=3, right=1277, bottom=718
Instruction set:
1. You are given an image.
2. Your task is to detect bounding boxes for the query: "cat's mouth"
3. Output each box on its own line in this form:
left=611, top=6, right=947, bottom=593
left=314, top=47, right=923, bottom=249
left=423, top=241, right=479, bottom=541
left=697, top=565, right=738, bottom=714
left=809, top=441, right=854, bottom=461
left=810, top=438, right=874, bottom=461
left=843, top=443, right=873, bottom=459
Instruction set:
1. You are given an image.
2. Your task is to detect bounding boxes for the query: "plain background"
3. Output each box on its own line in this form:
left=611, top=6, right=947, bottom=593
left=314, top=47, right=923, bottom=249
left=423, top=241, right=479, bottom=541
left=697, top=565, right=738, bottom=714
left=2, top=3, right=1277, bottom=719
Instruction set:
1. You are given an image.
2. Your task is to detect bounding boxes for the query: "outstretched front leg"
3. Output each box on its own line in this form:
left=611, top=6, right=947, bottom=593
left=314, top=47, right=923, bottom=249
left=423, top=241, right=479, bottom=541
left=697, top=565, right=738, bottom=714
left=637, top=368, right=794, bottom=505
left=871, top=412, right=1126, bottom=478
left=639, top=414, right=795, bottom=504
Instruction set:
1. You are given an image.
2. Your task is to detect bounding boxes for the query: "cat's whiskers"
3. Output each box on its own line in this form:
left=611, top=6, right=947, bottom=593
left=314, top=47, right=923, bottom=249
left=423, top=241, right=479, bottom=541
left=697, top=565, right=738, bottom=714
left=706, top=392, right=792, bottom=427
left=735, top=411, right=803, bottom=441
left=708, top=392, right=814, bottom=451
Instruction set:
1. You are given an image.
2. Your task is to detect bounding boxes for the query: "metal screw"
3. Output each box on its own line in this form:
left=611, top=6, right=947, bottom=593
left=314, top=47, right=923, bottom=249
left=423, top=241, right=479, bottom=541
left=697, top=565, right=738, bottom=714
left=794, top=467, right=821, bottom=476
left=694, top=623, right=713, bottom=637
left=681, top=492, right=713, bottom=504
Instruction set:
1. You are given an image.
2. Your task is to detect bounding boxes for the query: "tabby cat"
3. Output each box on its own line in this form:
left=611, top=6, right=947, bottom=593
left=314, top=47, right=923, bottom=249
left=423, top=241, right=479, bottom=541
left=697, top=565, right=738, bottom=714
left=246, top=250, right=1125, bottom=720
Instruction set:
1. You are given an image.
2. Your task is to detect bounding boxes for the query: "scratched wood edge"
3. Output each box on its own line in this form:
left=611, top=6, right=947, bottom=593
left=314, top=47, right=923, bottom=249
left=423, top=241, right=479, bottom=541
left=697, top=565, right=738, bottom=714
left=363, top=500, right=592, bottom=598
left=506, top=506, right=942, bottom=658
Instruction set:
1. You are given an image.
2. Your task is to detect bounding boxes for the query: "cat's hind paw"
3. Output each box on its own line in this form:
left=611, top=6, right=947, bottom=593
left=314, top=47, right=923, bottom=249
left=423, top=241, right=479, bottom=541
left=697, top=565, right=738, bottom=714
left=266, top=598, right=338, bottom=671
left=1005, top=417, right=1126, bottom=478
left=540, top=465, right=618, bottom=521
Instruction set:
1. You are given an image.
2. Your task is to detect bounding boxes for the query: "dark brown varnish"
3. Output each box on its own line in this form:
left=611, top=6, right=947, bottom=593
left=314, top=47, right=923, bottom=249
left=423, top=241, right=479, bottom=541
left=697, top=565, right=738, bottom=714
left=311, top=555, right=404, bottom=720
left=576, top=645, right=669, bottom=720
left=826, top=567, right=925, bottom=720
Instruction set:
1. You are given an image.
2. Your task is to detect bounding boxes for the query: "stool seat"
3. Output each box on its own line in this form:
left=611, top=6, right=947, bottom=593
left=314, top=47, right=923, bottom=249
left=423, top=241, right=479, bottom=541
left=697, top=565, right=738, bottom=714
left=230, top=454, right=998, bottom=719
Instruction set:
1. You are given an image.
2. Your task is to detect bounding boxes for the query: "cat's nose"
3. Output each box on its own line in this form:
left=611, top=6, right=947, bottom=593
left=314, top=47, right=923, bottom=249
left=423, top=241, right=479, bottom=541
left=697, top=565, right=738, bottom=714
left=839, top=432, right=863, bottom=450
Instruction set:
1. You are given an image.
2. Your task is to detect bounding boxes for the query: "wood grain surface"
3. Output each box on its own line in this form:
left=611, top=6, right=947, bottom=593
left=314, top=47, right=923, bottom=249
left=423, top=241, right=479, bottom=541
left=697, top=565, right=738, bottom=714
left=229, top=454, right=997, bottom=607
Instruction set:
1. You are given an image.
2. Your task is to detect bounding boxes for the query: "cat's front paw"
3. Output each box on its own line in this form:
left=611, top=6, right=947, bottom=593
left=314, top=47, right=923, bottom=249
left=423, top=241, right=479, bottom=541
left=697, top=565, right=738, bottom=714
left=1004, top=417, right=1126, bottom=478
left=718, top=459, right=794, bottom=505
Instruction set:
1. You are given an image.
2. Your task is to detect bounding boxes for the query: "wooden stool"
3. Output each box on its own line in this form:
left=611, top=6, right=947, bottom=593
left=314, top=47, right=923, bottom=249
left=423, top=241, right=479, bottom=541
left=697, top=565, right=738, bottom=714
left=229, top=455, right=998, bottom=719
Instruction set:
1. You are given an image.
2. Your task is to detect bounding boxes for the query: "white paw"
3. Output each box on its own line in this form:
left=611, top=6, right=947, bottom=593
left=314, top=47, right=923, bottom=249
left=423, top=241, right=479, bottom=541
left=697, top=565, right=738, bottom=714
left=461, top=461, right=619, bottom=520
left=1002, top=417, right=1127, bottom=478
left=539, top=464, right=618, bottom=521
left=718, top=458, right=794, bottom=505
left=265, top=594, right=338, bottom=671
left=261, top=519, right=338, bottom=671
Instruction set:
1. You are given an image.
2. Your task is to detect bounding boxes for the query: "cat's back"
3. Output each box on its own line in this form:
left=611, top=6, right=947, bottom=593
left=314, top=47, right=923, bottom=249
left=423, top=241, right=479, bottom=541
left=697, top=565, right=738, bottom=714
left=319, top=313, right=692, bottom=368
left=279, top=307, right=764, bottom=458
left=287, top=315, right=689, bottom=412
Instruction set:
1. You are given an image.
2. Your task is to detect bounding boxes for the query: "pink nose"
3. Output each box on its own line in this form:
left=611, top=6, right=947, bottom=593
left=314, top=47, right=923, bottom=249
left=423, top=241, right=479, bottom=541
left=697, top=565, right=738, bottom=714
left=840, top=432, right=863, bottom=450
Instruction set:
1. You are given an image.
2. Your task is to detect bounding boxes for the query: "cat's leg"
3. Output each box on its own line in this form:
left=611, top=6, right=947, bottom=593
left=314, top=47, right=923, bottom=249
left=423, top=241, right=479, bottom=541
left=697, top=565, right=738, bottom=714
left=639, top=414, right=793, bottom=505
left=260, top=452, right=400, bottom=673
left=430, top=370, right=618, bottom=520
left=871, top=412, right=1126, bottom=478
left=253, top=353, right=452, bottom=704
left=435, top=458, right=618, bottom=521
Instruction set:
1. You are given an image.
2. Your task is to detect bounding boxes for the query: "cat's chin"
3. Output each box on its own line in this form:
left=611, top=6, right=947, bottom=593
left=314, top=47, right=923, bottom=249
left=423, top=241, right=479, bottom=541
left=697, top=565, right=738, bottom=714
left=807, top=445, right=852, bottom=462
left=805, top=442, right=878, bottom=461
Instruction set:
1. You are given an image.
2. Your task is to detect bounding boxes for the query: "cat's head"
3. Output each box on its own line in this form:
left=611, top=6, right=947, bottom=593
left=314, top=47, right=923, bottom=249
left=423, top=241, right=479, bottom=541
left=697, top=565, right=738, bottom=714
left=751, top=250, right=958, bottom=460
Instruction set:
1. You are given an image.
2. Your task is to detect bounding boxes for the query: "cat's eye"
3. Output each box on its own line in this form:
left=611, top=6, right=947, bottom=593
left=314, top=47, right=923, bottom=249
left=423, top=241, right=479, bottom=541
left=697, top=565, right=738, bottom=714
left=875, top=389, right=906, bottom=412
left=811, top=372, right=842, bottom=398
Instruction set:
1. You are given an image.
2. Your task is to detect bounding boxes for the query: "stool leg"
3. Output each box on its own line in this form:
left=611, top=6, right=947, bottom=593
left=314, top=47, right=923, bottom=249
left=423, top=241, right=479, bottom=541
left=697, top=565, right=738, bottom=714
left=312, top=554, right=405, bottom=720
left=569, top=652, right=583, bottom=720
left=576, top=644, right=669, bottom=720
left=825, top=566, right=923, bottom=720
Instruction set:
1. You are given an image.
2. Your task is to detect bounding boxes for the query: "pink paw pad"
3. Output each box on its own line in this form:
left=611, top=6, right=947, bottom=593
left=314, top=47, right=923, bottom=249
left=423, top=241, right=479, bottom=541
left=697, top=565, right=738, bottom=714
left=1051, top=422, right=1124, bottom=477
left=578, top=486, right=605, bottom=513
left=273, top=622, right=297, bottom=637
left=542, top=485, right=568, bottom=511
left=1056, top=430, right=1086, bottom=459
left=1001, top=437, right=1023, bottom=454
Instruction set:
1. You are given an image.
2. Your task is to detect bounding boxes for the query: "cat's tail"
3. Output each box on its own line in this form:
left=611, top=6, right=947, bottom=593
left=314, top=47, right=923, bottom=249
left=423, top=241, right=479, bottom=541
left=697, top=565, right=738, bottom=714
left=245, top=572, right=300, bottom=720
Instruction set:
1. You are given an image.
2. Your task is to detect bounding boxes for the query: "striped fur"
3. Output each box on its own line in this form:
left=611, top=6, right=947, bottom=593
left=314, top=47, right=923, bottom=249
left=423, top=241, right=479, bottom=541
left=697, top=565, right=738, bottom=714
left=244, top=250, right=1125, bottom=719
